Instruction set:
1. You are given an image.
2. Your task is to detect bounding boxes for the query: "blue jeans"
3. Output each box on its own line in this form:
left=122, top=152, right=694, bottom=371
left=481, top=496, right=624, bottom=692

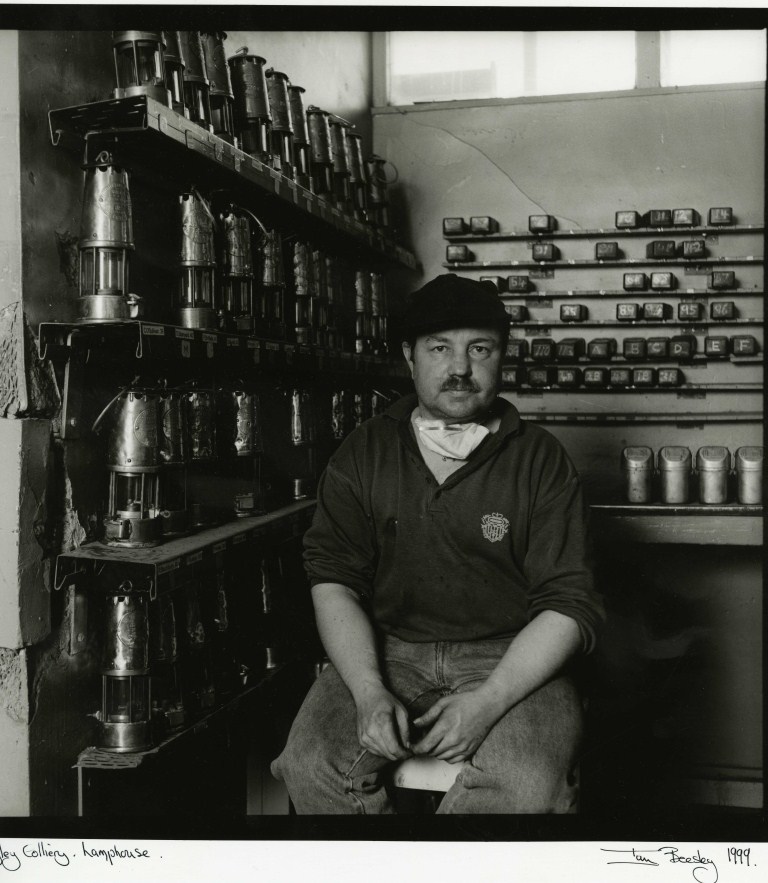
left=271, top=634, right=584, bottom=814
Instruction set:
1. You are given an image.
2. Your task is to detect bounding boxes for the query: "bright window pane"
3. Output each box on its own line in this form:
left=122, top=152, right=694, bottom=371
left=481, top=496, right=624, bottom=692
left=660, top=30, right=766, bottom=87
left=389, top=32, right=524, bottom=105
left=533, top=32, right=635, bottom=95
left=388, top=31, right=636, bottom=105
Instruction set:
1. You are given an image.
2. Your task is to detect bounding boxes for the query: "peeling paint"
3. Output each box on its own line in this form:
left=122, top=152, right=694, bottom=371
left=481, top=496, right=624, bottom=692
left=0, top=648, right=28, bottom=723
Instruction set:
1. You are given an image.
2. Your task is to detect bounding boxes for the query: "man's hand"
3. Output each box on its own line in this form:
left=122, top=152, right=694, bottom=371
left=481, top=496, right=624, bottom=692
left=411, top=689, right=504, bottom=763
left=355, top=683, right=412, bottom=761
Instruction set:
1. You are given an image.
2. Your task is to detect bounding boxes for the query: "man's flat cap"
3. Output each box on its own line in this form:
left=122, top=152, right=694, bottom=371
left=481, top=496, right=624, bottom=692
left=403, top=273, right=509, bottom=340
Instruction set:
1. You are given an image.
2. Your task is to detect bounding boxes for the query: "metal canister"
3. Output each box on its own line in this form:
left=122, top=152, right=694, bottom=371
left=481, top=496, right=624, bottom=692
left=222, top=210, right=253, bottom=277
left=163, top=30, right=186, bottom=115
left=185, top=389, right=216, bottom=461
left=331, top=390, right=345, bottom=440
left=159, top=390, right=187, bottom=465
left=621, top=446, right=654, bottom=503
left=103, top=586, right=150, bottom=675
left=290, top=389, right=306, bottom=446
left=178, top=31, right=212, bottom=129
left=200, top=31, right=233, bottom=99
left=80, top=155, right=134, bottom=251
left=306, top=106, right=334, bottom=195
left=735, top=446, right=764, bottom=504
left=107, top=389, right=162, bottom=472
left=658, top=446, right=692, bottom=504
left=265, top=69, right=292, bottom=131
left=696, top=446, right=730, bottom=504
left=180, top=190, right=216, bottom=266
left=233, top=390, right=254, bottom=457
left=288, top=84, right=311, bottom=189
left=228, top=49, right=271, bottom=160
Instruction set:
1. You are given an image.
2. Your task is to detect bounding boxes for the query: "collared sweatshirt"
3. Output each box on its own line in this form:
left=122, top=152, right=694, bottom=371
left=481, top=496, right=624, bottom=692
left=304, top=393, right=604, bottom=652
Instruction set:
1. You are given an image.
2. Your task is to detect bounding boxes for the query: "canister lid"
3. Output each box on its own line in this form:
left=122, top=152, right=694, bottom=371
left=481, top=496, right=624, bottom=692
left=696, top=446, right=730, bottom=470
left=658, top=446, right=692, bottom=470
left=621, top=446, right=653, bottom=469
left=736, top=446, right=764, bottom=470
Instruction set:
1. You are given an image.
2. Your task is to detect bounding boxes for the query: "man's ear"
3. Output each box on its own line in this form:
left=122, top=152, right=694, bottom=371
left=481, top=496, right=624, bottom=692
left=402, top=341, right=415, bottom=377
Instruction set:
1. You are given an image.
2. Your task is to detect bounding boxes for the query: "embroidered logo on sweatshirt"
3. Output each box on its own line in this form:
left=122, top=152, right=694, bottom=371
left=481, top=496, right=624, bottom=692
left=481, top=512, right=509, bottom=543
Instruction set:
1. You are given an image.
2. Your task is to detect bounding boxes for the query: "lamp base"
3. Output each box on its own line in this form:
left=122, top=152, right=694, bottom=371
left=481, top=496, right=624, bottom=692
left=79, top=293, right=141, bottom=323
left=99, top=720, right=153, bottom=753
left=177, top=307, right=217, bottom=330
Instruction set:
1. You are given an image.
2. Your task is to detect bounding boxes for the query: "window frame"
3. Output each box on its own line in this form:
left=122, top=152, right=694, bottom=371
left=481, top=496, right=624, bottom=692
left=373, top=30, right=765, bottom=110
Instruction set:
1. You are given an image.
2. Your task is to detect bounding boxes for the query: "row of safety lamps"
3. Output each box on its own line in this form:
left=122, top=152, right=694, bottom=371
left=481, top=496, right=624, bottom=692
left=621, top=445, right=764, bottom=505
left=78, top=149, right=389, bottom=352
left=97, top=543, right=301, bottom=752
left=97, top=383, right=396, bottom=548
left=111, top=30, right=392, bottom=226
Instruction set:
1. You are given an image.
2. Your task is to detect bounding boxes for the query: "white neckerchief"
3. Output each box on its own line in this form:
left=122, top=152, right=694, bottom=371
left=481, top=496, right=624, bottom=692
left=413, top=415, right=490, bottom=460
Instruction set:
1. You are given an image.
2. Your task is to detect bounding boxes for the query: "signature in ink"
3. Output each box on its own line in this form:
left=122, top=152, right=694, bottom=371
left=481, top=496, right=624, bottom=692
left=601, top=846, right=718, bottom=883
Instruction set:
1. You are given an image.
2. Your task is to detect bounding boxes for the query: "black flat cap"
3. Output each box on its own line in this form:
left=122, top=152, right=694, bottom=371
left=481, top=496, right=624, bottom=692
left=403, top=273, right=509, bottom=340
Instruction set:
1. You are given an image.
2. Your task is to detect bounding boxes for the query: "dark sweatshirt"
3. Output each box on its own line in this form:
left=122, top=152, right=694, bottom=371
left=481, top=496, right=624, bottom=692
left=304, top=393, right=604, bottom=652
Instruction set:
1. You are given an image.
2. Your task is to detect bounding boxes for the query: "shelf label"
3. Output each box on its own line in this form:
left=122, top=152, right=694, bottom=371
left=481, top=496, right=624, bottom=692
left=157, top=559, right=180, bottom=575
left=141, top=324, right=165, bottom=336
left=232, top=533, right=247, bottom=545
left=202, top=333, right=217, bottom=344
left=180, top=340, right=191, bottom=358
left=174, top=328, right=194, bottom=340
left=227, top=337, right=240, bottom=348
left=186, top=550, right=204, bottom=566
left=251, top=526, right=266, bottom=538
left=212, top=541, right=227, bottom=554
left=266, top=341, right=280, bottom=352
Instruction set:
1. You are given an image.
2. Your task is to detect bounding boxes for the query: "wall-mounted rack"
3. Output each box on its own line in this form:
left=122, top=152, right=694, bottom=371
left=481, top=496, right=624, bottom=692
left=444, top=225, right=764, bottom=242
left=444, top=257, right=762, bottom=270
left=49, top=95, right=419, bottom=272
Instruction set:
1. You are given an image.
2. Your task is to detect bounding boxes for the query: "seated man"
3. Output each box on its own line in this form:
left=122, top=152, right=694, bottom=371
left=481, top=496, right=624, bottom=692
left=271, top=273, right=604, bottom=814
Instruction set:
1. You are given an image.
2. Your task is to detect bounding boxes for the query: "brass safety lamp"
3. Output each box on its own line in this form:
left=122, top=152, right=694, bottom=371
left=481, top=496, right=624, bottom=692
left=265, top=69, right=295, bottom=178
left=329, top=116, right=353, bottom=213
left=177, top=189, right=218, bottom=329
left=220, top=205, right=257, bottom=333
left=306, top=106, right=334, bottom=197
left=346, top=131, right=369, bottom=222
left=112, top=30, right=171, bottom=106
left=228, top=48, right=272, bottom=164
left=200, top=31, right=236, bottom=145
left=158, top=388, right=189, bottom=538
left=78, top=150, right=140, bottom=322
left=178, top=31, right=213, bottom=130
left=288, top=85, right=312, bottom=190
left=98, top=579, right=152, bottom=752
left=162, top=30, right=187, bottom=116
left=101, top=388, right=164, bottom=547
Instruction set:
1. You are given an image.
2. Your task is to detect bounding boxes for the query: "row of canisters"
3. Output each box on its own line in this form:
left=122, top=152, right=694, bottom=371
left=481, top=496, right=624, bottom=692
left=621, top=445, right=764, bottom=505
left=443, top=207, right=738, bottom=236
left=96, top=384, right=395, bottom=548
left=481, top=271, right=740, bottom=294
left=77, top=153, right=389, bottom=353
left=110, top=31, right=392, bottom=226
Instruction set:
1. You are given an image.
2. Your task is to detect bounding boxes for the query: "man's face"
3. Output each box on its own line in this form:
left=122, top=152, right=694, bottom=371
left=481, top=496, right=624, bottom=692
left=402, top=327, right=504, bottom=423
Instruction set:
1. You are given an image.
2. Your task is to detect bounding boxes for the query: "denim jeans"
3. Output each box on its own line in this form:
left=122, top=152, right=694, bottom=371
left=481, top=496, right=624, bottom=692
left=271, top=634, right=584, bottom=814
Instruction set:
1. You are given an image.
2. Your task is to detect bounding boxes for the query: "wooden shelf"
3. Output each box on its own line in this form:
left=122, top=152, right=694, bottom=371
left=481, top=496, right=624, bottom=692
left=38, top=320, right=406, bottom=378
left=516, top=410, right=763, bottom=424
left=55, top=500, right=317, bottom=588
left=590, top=504, right=763, bottom=546
left=444, top=224, right=764, bottom=242
left=48, top=95, right=419, bottom=272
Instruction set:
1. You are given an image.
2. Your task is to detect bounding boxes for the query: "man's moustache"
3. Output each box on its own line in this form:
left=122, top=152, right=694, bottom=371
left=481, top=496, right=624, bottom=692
left=441, top=381, right=479, bottom=392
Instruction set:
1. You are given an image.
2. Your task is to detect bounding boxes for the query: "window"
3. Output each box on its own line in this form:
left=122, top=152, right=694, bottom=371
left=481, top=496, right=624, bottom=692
left=386, top=30, right=766, bottom=106
left=660, top=30, right=766, bottom=87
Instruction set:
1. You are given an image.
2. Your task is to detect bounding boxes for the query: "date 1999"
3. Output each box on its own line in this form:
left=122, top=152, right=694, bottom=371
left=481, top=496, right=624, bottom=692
left=728, top=847, right=751, bottom=866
